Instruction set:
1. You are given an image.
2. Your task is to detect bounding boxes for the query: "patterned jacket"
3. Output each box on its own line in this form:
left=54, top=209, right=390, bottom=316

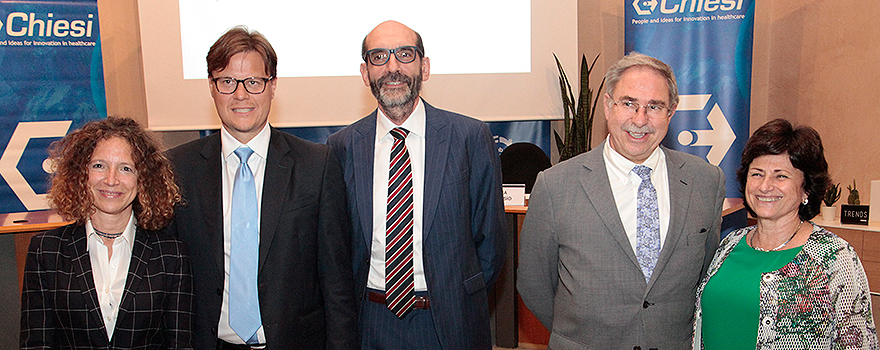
left=20, top=224, right=193, bottom=349
left=693, top=223, right=878, bottom=349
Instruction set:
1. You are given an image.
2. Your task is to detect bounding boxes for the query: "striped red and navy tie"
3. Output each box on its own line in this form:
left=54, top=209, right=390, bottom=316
left=386, top=127, right=415, bottom=318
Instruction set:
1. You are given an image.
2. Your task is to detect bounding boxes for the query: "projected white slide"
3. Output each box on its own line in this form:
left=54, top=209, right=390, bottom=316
left=137, top=0, right=577, bottom=130
left=178, top=0, right=530, bottom=78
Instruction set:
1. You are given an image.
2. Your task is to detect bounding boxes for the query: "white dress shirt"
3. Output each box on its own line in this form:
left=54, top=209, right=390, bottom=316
left=218, top=123, right=270, bottom=344
left=368, top=99, right=428, bottom=292
left=603, top=136, right=671, bottom=255
left=87, top=213, right=136, bottom=340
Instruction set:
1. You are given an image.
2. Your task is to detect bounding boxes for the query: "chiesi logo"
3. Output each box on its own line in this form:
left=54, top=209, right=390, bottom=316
left=632, top=0, right=744, bottom=15
left=0, top=121, right=73, bottom=211
left=0, top=12, right=94, bottom=38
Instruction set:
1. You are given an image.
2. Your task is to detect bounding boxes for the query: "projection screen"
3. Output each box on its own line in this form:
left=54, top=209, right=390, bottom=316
left=137, top=0, right=577, bottom=130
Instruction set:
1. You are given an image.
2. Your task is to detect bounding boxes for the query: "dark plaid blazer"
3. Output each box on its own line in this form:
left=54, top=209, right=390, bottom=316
left=20, top=223, right=194, bottom=349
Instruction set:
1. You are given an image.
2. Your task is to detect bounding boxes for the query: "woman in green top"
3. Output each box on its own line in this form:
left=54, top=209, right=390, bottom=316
left=693, top=119, right=877, bottom=349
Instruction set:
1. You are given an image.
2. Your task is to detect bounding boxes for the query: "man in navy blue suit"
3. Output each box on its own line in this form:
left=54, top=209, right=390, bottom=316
left=327, top=20, right=506, bottom=350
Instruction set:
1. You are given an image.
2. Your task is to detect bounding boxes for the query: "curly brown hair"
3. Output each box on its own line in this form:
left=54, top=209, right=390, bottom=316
left=47, top=117, right=181, bottom=230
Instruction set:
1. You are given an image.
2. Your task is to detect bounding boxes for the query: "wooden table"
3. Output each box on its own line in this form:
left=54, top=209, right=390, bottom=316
left=491, top=206, right=528, bottom=348
left=0, top=210, right=71, bottom=291
left=0, top=210, right=70, bottom=234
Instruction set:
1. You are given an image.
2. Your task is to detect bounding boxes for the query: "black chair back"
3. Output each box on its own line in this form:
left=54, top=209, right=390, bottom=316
left=500, top=142, right=551, bottom=193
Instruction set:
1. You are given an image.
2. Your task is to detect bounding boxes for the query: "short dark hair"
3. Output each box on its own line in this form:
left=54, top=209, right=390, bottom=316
left=737, top=118, right=830, bottom=221
left=47, top=117, right=181, bottom=230
left=207, top=26, right=277, bottom=79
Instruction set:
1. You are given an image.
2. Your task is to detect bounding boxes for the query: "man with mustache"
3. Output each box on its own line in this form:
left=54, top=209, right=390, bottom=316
left=327, top=20, right=506, bottom=349
left=517, top=52, right=725, bottom=349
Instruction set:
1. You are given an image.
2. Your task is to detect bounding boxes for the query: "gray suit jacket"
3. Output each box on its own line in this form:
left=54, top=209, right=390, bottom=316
left=517, top=143, right=724, bottom=349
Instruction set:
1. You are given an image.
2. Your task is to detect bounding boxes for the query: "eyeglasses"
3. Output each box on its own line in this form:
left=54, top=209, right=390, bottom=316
left=363, top=46, right=423, bottom=66
left=211, top=76, right=273, bottom=95
left=611, top=99, right=670, bottom=118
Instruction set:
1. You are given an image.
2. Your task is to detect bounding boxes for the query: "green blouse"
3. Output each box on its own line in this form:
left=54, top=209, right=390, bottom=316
left=700, top=237, right=802, bottom=349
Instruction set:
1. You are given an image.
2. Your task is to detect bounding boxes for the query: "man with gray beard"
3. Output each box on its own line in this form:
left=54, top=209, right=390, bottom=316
left=517, top=52, right=725, bottom=349
left=327, top=20, right=506, bottom=350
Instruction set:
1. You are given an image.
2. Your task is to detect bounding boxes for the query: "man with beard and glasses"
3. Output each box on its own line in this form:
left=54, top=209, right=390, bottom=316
left=327, top=20, right=506, bottom=350
left=517, top=52, right=725, bottom=349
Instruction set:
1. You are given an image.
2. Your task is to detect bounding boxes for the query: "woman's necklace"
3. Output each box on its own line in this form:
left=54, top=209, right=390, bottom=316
left=94, top=227, right=123, bottom=239
left=751, top=220, right=803, bottom=252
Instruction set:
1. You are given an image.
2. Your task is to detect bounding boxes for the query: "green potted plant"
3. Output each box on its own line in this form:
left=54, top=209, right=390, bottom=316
left=821, top=182, right=841, bottom=221
left=553, top=53, right=605, bottom=162
left=847, top=179, right=861, bottom=205
left=841, top=179, right=870, bottom=225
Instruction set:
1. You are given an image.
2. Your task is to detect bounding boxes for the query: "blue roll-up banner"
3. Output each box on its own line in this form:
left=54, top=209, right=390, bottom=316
left=0, top=0, right=105, bottom=213
left=625, top=0, right=754, bottom=199
left=488, top=120, right=551, bottom=157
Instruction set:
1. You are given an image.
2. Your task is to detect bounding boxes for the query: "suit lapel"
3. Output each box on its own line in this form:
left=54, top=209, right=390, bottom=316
left=68, top=225, right=110, bottom=343
left=198, top=135, right=225, bottom=271
left=577, top=146, right=642, bottom=270
left=422, top=103, right=449, bottom=239
left=650, top=148, right=693, bottom=287
left=352, top=116, right=377, bottom=247
left=116, top=227, right=150, bottom=333
left=258, top=128, right=294, bottom=272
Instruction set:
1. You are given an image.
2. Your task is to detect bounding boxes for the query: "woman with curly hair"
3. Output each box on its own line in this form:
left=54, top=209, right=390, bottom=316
left=694, top=119, right=877, bottom=349
left=20, top=117, right=193, bottom=349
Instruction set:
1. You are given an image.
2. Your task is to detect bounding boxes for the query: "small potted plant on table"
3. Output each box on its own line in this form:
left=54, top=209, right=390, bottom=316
left=821, top=183, right=841, bottom=222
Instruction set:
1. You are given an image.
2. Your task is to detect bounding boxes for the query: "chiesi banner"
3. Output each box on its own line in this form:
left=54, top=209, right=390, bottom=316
left=0, top=0, right=105, bottom=213
left=625, top=0, right=754, bottom=198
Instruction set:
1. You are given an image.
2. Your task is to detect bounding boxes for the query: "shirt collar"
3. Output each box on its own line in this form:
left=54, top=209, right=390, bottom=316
left=603, top=135, right=665, bottom=183
left=86, top=212, right=137, bottom=246
left=221, top=122, right=271, bottom=161
left=376, top=98, right=427, bottom=141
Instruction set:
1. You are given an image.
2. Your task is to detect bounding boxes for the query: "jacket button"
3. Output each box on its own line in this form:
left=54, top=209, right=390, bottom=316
left=634, top=347, right=641, bottom=350
left=216, top=288, right=222, bottom=296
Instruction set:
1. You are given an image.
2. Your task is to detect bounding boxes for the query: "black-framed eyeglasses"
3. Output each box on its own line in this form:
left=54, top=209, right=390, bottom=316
left=611, top=99, right=670, bottom=118
left=363, top=46, right=423, bottom=66
left=211, top=76, right=273, bottom=94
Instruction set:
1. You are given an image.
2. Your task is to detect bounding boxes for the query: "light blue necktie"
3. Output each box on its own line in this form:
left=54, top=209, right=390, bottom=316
left=634, top=165, right=660, bottom=283
left=229, top=147, right=262, bottom=343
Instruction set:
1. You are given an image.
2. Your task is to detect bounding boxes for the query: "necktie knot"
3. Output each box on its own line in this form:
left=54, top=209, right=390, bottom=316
left=234, top=147, right=254, bottom=163
left=633, top=165, right=652, bottom=181
left=390, top=127, right=409, bottom=141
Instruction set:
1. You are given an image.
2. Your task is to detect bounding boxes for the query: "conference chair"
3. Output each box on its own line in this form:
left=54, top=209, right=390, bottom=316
left=500, top=142, right=551, bottom=194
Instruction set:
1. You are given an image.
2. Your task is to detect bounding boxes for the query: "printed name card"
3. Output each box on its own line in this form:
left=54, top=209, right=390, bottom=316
left=503, top=184, right=526, bottom=206
left=841, top=204, right=870, bottom=225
